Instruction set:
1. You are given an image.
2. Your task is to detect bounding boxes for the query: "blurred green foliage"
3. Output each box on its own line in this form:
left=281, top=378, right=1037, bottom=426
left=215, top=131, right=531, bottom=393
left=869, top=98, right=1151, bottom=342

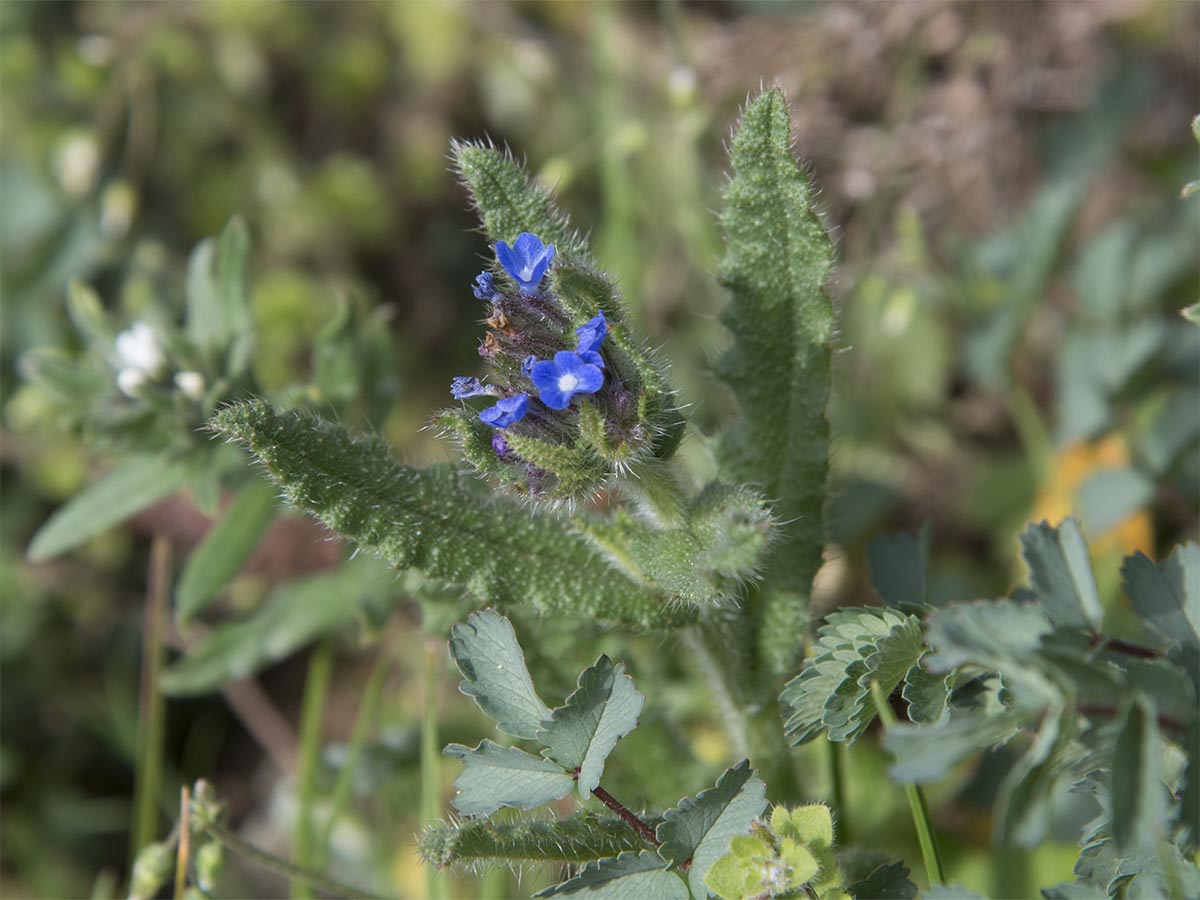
left=1, top=1, right=1197, bottom=898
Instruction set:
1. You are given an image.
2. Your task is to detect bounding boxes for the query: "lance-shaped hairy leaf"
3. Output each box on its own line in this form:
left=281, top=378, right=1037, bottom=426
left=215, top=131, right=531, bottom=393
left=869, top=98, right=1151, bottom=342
left=210, top=400, right=682, bottom=628
left=1121, top=542, right=1200, bottom=651
left=656, top=760, right=767, bottom=899
left=444, top=741, right=575, bottom=816
left=537, top=654, right=644, bottom=797
left=418, top=812, right=647, bottom=870
left=449, top=609, right=552, bottom=740
left=715, top=87, right=835, bottom=674
left=536, top=851, right=687, bottom=900
left=1020, top=518, right=1103, bottom=630
left=1111, top=699, right=1168, bottom=853
left=780, top=608, right=926, bottom=746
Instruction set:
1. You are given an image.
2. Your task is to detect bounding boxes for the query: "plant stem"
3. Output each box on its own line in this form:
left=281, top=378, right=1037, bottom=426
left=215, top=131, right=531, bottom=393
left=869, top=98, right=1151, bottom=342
left=870, top=680, right=943, bottom=887
left=421, top=637, right=449, bottom=900
left=131, top=533, right=171, bottom=862
left=591, top=786, right=660, bottom=848
left=202, top=822, right=382, bottom=900
left=314, top=651, right=389, bottom=870
left=827, top=739, right=850, bottom=845
left=174, top=785, right=191, bottom=900
left=293, top=641, right=333, bottom=900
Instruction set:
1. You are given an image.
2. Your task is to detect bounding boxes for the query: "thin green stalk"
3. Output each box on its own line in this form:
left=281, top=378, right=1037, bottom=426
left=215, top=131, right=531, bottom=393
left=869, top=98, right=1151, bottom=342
left=869, top=680, right=944, bottom=887
left=131, top=534, right=172, bottom=862
left=202, top=822, right=382, bottom=900
left=174, top=785, right=191, bottom=900
left=313, top=652, right=389, bottom=870
left=293, top=641, right=334, bottom=900
left=422, top=638, right=449, bottom=900
left=827, top=739, right=850, bottom=845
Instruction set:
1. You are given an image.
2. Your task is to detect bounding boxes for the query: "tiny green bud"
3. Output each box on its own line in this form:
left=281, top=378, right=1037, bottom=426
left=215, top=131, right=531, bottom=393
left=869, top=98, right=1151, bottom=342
left=194, top=840, right=226, bottom=892
left=128, top=841, right=173, bottom=900
left=189, top=778, right=225, bottom=830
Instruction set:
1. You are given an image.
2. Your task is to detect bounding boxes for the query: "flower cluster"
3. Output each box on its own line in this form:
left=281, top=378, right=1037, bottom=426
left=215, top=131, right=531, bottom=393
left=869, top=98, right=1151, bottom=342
left=437, top=232, right=682, bottom=501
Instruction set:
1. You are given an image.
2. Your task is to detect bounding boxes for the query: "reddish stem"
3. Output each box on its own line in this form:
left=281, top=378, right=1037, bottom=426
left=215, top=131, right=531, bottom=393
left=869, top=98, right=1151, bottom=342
left=590, top=785, right=660, bottom=848
left=1087, top=634, right=1160, bottom=660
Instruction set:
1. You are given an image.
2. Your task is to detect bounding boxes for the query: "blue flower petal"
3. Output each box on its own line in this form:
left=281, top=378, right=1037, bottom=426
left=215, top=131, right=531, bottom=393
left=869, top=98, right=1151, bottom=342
left=496, top=232, right=555, bottom=296
left=531, top=351, right=603, bottom=410
left=479, top=393, right=529, bottom=428
left=575, top=311, right=607, bottom=357
left=472, top=272, right=497, bottom=301
left=451, top=376, right=493, bottom=400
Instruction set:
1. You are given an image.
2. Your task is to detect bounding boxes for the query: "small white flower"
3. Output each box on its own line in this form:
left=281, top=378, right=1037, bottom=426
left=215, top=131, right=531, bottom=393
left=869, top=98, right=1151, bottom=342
left=115, top=322, right=165, bottom=375
left=55, top=132, right=100, bottom=197
left=174, top=371, right=206, bottom=400
left=116, top=368, right=147, bottom=398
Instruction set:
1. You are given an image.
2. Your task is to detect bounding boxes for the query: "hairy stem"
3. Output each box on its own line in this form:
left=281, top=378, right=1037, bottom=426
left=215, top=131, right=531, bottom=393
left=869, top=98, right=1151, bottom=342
left=421, top=638, right=449, bottom=900
left=419, top=814, right=645, bottom=869
left=870, top=680, right=944, bottom=887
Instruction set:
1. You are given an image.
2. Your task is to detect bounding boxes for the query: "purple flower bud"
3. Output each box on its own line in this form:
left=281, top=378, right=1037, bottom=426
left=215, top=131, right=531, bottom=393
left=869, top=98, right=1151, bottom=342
left=491, top=433, right=511, bottom=458
left=575, top=311, right=608, bottom=369
left=473, top=271, right=498, bottom=301
left=451, top=376, right=498, bottom=400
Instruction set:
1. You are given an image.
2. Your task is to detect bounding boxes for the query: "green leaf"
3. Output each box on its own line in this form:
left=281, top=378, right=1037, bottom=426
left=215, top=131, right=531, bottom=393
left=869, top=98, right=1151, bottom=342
left=656, top=760, right=767, bottom=899
left=175, top=478, right=278, bottom=624
left=448, top=609, right=552, bottom=741
left=1121, top=543, right=1200, bottom=650
left=994, top=705, right=1066, bottom=847
left=885, top=712, right=1023, bottom=784
left=452, top=141, right=588, bottom=262
left=537, top=654, right=644, bottom=797
left=1020, top=519, right=1103, bottom=630
left=418, top=812, right=647, bottom=869
left=781, top=608, right=925, bottom=746
left=1111, top=699, right=1168, bottom=853
left=210, top=400, right=678, bottom=628
left=536, top=851, right=687, bottom=899
left=716, top=87, right=835, bottom=674
left=1077, top=468, right=1154, bottom=536
left=902, top=662, right=950, bottom=726
left=844, top=862, right=918, bottom=900
left=443, top=741, right=574, bottom=816
left=868, top=526, right=930, bottom=609
left=923, top=600, right=1054, bottom=688
left=924, top=886, right=987, bottom=900
left=28, top=456, right=190, bottom=562
left=160, top=556, right=396, bottom=695
left=66, top=278, right=116, bottom=346
left=186, top=218, right=253, bottom=372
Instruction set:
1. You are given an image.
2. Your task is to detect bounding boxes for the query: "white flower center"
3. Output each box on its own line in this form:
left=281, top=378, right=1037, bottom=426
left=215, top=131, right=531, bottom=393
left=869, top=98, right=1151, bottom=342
left=558, top=373, right=580, bottom=393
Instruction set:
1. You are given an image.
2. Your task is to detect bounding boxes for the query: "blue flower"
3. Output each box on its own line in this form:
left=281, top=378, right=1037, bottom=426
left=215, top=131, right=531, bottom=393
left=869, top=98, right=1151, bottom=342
left=479, top=393, right=529, bottom=428
left=495, top=232, right=555, bottom=296
left=530, top=351, right=603, bottom=410
left=574, top=311, right=608, bottom=368
left=472, top=271, right=498, bottom=301
left=450, top=376, right=497, bottom=400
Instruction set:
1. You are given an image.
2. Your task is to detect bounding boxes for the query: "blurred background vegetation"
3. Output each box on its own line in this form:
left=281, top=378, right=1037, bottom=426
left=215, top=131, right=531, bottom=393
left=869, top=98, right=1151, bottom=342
left=1, top=1, right=1197, bottom=898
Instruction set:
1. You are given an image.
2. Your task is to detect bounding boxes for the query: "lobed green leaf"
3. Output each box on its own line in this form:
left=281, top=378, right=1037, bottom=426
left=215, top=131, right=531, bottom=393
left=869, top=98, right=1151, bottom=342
left=536, top=850, right=687, bottom=899
left=1020, top=518, right=1103, bottom=631
left=444, top=741, right=575, bottom=817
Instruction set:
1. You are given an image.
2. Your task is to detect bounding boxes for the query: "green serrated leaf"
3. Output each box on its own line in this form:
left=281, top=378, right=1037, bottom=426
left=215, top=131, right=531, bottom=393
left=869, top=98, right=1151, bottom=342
left=781, top=608, right=924, bottom=746
left=176, top=478, right=277, bottom=624
left=657, top=760, right=767, bottom=899
left=161, top=555, right=395, bottom=695
left=538, top=654, right=643, bottom=797
left=868, top=525, right=930, bottom=609
left=444, top=741, right=575, bottom=817
left=716, top=87, right=835, bottom=675
left=902, top=661, right=950, bottom=726
left=536, top=850, right=687, bottom=899
left=1020, top=519, right=1103, bottom=630
left=1121, top=543, right=1200, bottom=651
left=210, top=400, right=682, bottom=628
left=995, top=706, right=1066, bottom=847
left=844, top=862, right=918, bottom=900
left=28, top=456, right=190, bottom=562
left=1111, top=699, right=1168, bottom=853
left=448, top=609, right=552, bottom=740
left=923, top=600, right=1054, bottom=689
